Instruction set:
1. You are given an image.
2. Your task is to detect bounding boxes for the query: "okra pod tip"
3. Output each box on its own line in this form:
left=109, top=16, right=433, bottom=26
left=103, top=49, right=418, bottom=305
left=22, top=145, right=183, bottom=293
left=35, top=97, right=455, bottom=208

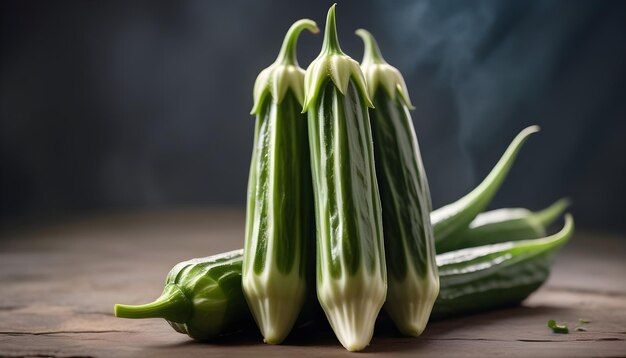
left=535, top=213, right=574, bottom=250
left=533, top=197, right=571, bottom=228
left=321, top=4, right=340, bottom=54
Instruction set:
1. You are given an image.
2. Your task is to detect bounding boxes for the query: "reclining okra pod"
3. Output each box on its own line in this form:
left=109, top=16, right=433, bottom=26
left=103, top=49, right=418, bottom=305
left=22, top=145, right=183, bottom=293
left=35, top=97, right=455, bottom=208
left=114, top=250, right=249, bottom=340
left=433, top=214, right=574, bottom=318
left=243, top=19, right=318, bottom=344
left=355, top=28, right=438, bottom=337
left=302, top=5, right=386, bottom=351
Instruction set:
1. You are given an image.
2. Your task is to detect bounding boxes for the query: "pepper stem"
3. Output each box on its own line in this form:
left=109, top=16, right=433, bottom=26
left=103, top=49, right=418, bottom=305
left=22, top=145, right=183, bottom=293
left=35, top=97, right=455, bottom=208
left=114, top=284, right=191, bottom=323
left=533, top=198, right=571, bottom=228
left=320, top=4, right=343, bottom=55
left=355, top=29, right=386, bottom=65
left=275, top=19, right=319, bottom=66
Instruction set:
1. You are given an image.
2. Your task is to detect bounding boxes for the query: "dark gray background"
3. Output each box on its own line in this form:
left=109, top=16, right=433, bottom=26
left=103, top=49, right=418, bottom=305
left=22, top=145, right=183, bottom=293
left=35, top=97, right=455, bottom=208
left=2, top=0, right=625, bottom=232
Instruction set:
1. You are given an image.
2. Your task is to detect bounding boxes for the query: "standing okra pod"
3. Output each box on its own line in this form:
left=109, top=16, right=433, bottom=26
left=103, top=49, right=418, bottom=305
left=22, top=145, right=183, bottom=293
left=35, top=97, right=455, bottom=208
left=356, top=29, right=438, bottom=336
left=303, top=5, right=386, bottom=352
left=243, top=19, right=318, bottom=344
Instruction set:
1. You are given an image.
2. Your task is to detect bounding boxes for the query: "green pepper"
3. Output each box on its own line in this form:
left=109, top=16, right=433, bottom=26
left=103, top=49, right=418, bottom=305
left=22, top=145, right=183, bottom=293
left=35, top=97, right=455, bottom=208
left=355, top=28, right=438, bottom=337
left=114, top=214, right=573, bottom=340
left=436, top=198, right=570, bottom=253
left=243, top=18, right=318, bottom=345
left=303, top=5, right=386, bottom=351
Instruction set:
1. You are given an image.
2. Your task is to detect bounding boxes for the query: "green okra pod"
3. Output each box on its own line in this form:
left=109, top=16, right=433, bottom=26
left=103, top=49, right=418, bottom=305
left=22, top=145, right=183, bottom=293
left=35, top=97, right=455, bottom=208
left=243, top=19, right=318, bottom=344
left=356, top=28, right=438, bottom=337
left=433, top=214, right=574, bottom=318
left=114, top=250, right=249, bottom=340
left=303, top=5, right=386, bottom=351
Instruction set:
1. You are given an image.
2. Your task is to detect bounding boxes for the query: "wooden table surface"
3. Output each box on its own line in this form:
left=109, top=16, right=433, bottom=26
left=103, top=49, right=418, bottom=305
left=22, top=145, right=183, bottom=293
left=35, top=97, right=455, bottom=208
left=1, top=210, right=625, bottom=357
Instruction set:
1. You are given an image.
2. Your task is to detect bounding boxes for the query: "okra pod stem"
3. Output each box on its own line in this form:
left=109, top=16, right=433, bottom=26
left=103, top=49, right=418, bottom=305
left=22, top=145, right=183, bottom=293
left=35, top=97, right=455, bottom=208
left=114, top=284, right=190, bottom=322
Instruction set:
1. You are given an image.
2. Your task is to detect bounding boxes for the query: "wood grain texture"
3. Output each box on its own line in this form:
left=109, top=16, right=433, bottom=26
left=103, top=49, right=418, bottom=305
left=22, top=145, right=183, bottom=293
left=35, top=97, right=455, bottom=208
left=1, top=210, right=625, bottom=357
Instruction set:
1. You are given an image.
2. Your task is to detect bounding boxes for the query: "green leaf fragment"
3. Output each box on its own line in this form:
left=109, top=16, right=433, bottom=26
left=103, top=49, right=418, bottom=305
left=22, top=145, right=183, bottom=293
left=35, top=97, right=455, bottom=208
left=578, top=318, right=590, bottom=323
left=547, top=319, right=569, bottom=333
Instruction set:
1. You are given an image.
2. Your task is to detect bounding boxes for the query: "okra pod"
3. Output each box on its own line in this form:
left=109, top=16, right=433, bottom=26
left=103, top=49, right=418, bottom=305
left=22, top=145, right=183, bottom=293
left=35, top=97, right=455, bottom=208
left=356, top=29, right=438, bottom=337
left=433, top=214, right=574, bottom=318
left=114, top=250, right=249, bottom=340
left=243, top=19, right=318, bottom=344
left=303, top=5, right=386, bottom=351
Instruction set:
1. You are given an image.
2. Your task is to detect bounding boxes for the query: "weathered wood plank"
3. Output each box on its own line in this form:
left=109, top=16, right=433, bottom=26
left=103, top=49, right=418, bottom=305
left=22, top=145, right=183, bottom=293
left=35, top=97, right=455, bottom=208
left=1, top=210, right=625, bottom=357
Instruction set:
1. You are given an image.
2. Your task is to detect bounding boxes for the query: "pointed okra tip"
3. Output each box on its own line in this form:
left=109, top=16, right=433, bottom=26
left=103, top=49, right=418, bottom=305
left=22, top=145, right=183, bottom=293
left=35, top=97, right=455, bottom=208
left=551, top=213, right=574, bottom=248
left=355, top=28, right=414, bottom=109
left=522, top=124, right=541, bottom=136
left=503, top=124, right=540, bottom=158
left=302, top=4, right=373, bottom=112
left=533, top=197, right=572, bottom=228
left=250, top=19, right=319, bottom=115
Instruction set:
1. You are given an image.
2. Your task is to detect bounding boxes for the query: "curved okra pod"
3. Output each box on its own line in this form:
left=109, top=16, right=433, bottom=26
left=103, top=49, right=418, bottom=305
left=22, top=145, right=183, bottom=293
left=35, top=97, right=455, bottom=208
left=243, top=19, right=318, bottom=344
left=431, top=125, right=541, bottom=242
left=114, top=250, right=249, bottom=340
left=356, top=29, right=438, bottom=337
left=303, top=5, right=386, bottom=351
left=437, top=198, right=571, bottom=253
